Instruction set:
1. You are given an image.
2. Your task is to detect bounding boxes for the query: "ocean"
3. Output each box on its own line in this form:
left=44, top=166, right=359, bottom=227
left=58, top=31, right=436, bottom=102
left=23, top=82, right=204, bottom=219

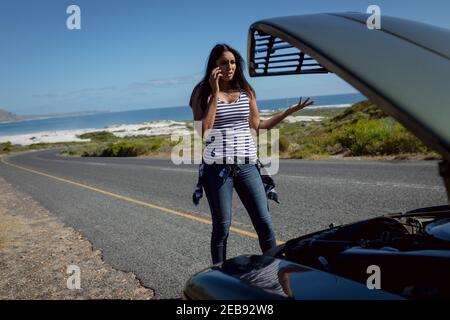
left=0, top=93, right=364, bottom=136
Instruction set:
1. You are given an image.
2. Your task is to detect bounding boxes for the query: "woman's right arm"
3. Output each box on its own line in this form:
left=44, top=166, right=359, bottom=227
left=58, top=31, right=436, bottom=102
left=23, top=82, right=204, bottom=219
left=191, top=88, right=218, bottom=138
left=191, top=67, right=222, bottom=137
left=201, top=92, right=219, bottom=136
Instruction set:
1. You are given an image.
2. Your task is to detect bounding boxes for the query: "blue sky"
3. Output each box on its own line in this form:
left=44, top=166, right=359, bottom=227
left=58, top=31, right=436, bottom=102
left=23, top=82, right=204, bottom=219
left=1, top=0, right=449, bottom=115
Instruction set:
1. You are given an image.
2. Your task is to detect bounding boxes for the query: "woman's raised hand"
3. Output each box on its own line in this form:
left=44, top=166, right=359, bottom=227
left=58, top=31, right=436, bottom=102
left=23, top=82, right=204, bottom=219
left=209, top=67, right=222, bottom=94
left=286, top=97, right=314, bottom=115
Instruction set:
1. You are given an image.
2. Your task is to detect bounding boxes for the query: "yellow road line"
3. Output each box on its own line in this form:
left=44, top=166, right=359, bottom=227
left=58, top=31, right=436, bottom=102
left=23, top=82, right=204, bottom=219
left=1, top=157, right=285, bottom=245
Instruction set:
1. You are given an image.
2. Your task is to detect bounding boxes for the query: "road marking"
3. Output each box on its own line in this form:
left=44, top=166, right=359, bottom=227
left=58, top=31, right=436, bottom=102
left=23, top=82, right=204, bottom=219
left=1, top=157, right=285, bottom=245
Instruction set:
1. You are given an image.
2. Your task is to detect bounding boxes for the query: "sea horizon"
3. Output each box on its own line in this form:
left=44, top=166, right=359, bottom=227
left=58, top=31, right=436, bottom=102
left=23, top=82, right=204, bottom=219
left=0, top=92, right=364, bottom=136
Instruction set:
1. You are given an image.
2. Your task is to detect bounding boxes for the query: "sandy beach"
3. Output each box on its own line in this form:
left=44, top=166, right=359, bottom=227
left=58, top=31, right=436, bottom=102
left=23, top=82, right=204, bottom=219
left=0, top=115, right=325, bottom=146
left=0, top=120, right=191, bottom=146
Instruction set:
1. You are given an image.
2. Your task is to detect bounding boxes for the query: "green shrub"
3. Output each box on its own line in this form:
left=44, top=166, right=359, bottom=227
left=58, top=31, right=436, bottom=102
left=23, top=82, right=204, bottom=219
left=0, top=141, right=13, bottom=152
left=327, top=118, right=429, bottom=156
left=278, top=136, right=290, bottom=153
left=100, top=141, right=146, bottom=157
left=291, top=143, right=324, bottom=159
left=77, top=131, right=116, bottom=142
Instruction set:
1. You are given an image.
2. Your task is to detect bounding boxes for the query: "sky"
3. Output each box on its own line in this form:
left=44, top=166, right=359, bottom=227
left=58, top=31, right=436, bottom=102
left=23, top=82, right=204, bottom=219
left=1, top=0, right=449, bottom=115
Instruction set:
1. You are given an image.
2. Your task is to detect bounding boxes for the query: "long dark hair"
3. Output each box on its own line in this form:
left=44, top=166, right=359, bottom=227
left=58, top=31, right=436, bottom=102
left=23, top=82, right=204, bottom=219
left=189, top=43, right=255, bottom=113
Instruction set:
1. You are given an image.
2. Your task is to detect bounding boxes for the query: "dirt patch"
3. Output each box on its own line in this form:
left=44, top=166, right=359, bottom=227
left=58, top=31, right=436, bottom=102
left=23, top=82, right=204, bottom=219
left=0, top=176, right=154, bottom=299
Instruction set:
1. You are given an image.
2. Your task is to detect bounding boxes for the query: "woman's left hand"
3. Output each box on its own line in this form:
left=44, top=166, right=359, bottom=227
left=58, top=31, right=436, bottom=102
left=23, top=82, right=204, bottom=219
left=285, top=97, right=314, bottom=115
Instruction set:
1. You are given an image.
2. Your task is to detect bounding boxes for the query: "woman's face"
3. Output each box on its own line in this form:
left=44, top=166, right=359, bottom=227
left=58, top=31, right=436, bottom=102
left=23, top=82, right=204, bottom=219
left=216, top=51, right=236, bottom=82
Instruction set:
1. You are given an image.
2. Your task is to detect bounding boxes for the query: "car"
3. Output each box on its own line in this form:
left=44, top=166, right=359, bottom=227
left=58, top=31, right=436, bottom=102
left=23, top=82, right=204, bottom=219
left=183, top=12, right=450, bottom=300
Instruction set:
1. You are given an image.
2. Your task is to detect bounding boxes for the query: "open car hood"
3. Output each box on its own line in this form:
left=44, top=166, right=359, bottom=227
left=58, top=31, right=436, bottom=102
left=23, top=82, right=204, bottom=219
left=248, top=13, right=450, bottom=161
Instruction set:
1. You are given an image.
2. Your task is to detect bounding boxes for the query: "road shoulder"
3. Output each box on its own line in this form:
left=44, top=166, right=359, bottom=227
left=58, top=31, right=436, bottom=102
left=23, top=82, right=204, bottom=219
left=0, top=176, right=154, bottom=299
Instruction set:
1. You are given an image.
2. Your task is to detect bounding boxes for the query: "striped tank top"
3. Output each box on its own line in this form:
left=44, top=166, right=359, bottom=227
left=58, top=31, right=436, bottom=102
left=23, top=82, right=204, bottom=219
left=203, top=89, right=258, bottom=164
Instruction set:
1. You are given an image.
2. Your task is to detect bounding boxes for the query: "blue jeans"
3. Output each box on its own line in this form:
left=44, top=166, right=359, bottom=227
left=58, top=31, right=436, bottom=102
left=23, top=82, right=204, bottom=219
left=202, top=163, right=277, bottom=264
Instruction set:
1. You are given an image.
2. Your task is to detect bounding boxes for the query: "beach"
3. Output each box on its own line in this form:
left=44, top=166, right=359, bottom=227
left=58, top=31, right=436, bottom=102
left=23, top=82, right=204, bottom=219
left=0, top=113, right=326, bottom=146
left=0, top=120, right=190, bottom=146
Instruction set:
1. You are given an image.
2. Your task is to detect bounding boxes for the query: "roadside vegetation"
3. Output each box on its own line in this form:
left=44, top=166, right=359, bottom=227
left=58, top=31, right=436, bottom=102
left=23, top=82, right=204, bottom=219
left=276, top=100, right=439, bottom=159
left=0, top=141, right=86, bottom=156
left=0, top=100, right=441, bottom=160
left=64, top=134, right=181, bottom=157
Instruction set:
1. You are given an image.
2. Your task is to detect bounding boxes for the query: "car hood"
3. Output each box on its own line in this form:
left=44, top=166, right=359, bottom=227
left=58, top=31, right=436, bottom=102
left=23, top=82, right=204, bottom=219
left=184, top=255, right=403, bottom=300
left=248, top=13, right=450, bottom=160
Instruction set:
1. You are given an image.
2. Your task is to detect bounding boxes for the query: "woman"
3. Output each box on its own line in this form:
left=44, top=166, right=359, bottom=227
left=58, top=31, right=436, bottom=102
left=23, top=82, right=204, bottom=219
left=189, top=43, right=313, bottom=264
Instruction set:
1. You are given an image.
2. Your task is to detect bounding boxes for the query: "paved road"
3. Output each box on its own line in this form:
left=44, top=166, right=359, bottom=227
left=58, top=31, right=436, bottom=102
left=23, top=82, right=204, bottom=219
left=0, top=149, right=447, bottom=298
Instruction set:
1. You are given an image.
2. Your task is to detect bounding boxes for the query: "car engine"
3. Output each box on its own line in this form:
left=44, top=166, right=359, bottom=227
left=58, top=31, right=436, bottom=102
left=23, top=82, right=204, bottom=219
left=275, top=205, right=450, bottom=299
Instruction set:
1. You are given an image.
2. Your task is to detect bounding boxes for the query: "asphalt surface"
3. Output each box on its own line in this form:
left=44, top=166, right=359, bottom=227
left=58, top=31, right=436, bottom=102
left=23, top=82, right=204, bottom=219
left=0, top=149, right=447, bottom=298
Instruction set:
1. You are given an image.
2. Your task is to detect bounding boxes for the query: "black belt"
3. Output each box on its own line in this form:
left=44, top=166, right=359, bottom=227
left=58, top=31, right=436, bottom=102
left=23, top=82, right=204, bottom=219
left=204, top=156, right=256, bottom=165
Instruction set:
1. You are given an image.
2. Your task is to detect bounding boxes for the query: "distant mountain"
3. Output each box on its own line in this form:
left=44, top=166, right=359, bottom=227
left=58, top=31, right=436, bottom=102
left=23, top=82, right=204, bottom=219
left=0, top=109, right=108, bottom=123
left=0, top=109, right=23, bottom=122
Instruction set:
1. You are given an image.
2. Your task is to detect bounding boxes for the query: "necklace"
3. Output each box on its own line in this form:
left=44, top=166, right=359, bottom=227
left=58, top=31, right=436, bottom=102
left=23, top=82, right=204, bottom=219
left=220, top=90, right=240, bottom=103
left=223, top=91, right=238, bottom=97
